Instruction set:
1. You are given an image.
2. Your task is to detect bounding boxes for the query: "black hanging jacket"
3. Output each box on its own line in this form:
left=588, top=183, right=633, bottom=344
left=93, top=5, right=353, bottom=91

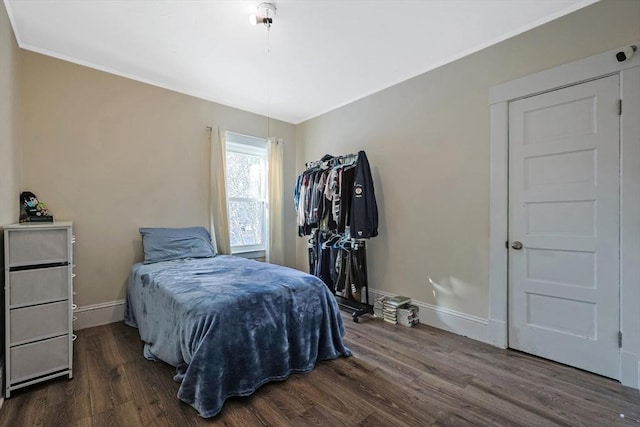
left=350, top=151, right=379, bottom=238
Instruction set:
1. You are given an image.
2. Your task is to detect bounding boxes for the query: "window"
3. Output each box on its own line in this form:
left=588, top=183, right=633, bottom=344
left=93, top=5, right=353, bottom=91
left=225, top=132, right=268, bottom=255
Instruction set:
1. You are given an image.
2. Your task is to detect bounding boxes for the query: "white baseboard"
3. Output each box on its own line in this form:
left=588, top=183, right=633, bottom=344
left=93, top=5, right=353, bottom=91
left=72, top=293, right=489, bottom=343
left=369, top=288, right=490, bottom=344
left=74, top=300, right=126, bottom=330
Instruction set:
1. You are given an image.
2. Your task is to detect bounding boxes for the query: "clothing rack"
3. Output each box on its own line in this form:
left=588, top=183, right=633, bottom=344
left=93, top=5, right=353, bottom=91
left=295, top=151, right=379, bottom=322
left=308, top=232, right=372, bottom=322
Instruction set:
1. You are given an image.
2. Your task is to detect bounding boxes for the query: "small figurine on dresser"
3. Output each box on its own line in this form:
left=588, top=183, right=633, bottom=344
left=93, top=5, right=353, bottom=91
left=19, top=191, right=54, bottom=222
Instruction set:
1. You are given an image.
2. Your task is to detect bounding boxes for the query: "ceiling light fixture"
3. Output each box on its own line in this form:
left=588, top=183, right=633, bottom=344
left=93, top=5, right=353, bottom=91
left=249, top=2, right=276, bottom=29
left=248, top=2, right=276, bottom=137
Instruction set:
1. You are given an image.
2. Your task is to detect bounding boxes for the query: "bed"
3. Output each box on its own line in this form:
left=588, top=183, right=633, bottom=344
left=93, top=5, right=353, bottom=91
left=124, top=227, right=351, bottom=418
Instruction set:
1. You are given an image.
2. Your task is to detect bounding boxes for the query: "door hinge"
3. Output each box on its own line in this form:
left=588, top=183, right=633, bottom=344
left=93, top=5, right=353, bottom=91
left=505, top=241, right=509, bottom=249
left=618, top=99, right=622, bottom=116
left=618, top=331, right=623, bottom=348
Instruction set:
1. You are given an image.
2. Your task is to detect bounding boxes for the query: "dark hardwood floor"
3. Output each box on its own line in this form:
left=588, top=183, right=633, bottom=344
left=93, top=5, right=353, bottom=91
left=1, top=312, right=638, bottom=426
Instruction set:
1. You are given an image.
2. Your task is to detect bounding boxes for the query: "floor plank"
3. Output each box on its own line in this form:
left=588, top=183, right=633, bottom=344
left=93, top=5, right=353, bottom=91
left=1, top=312, right=638, bottom=426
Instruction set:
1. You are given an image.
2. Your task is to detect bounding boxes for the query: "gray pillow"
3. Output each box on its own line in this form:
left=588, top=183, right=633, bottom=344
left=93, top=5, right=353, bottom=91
left=139, top=227, right=216, bottom=264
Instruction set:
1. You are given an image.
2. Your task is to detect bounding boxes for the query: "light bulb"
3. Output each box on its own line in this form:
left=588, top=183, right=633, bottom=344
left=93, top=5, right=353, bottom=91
left=249, top=3, right=275, bottom=28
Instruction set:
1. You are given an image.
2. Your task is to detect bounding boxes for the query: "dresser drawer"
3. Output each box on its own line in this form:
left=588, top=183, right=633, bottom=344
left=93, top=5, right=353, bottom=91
left=7, top=228, right=69, bottom=266
left=10, top=335, right=69, bottom=383
left=10, top=301, right=69, bottom=345
left=9, top=266, right=69, bottom=307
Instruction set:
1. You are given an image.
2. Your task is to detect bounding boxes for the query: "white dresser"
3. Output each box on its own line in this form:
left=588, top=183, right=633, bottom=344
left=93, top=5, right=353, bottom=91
left=3, top=222, right=74, bottom=397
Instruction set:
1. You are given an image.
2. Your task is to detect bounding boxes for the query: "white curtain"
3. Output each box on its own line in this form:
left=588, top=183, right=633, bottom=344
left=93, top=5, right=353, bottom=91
left=267, top=138, right=285, bottom=265
left=209, top=126, right=231, bottom=255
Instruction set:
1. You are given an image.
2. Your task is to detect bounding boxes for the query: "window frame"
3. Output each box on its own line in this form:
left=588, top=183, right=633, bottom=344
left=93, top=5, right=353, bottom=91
left=225, top=131, right=268, bottom=256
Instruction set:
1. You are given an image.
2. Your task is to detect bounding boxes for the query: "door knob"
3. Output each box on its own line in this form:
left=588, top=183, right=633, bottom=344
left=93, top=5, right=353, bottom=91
left=511, top=241, right=523, bottom=250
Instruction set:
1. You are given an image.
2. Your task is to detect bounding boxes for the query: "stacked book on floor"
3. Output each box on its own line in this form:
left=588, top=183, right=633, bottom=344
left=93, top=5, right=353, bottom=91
left=373, top=295, right=419, bottom=327
left=383, top=296, right=410, bottom=325
left=373, top=297, right=386, bottom=319
left=383, top=295, right=410, bottom=324
left=397, top=304, right=419, bottom=327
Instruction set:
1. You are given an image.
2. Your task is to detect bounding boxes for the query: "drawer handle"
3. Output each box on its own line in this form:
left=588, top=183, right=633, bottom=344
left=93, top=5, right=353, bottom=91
left=72, top=304, right=78, bottom=310
left=73, top=316, right=78, bottom=322
left=72, top=273, right=77, bottom=278
left=72, top=334, right=77, bottom=341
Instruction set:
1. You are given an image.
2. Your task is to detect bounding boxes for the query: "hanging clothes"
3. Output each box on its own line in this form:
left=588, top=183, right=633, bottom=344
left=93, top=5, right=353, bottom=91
left=294, top=151, right=378, bottom=319
left=294, top=152, right=377, bottom=238
left=310, top=231, right=368, bottom=304
left=350, top=151, right=379, bottom=239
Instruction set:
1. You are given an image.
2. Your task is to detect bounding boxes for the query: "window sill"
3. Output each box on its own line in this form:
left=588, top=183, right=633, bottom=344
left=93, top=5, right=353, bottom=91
left=232, top=249, right=266, bottom=260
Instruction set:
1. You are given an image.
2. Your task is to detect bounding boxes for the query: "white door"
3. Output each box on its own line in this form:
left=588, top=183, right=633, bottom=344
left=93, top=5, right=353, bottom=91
left=508, top=75, right=620, bottom=379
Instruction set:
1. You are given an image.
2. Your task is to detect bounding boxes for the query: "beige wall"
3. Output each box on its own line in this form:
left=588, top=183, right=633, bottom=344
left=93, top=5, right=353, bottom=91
left=12, top=0, right=640, bottom=314
left=295, top=0, right=640, bottom=318
left=20, top=52, right=297, bottom=307
left=0, top=1, right=21, bottom=225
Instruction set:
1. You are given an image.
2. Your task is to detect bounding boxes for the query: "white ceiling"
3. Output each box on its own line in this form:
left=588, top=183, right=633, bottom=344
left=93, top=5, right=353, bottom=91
left=5, top=0, right=598, bottom=124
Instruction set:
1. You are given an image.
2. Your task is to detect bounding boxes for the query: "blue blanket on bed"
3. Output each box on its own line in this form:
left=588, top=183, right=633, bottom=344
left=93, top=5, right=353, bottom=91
left=125, top=256, right=351, bottom=418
